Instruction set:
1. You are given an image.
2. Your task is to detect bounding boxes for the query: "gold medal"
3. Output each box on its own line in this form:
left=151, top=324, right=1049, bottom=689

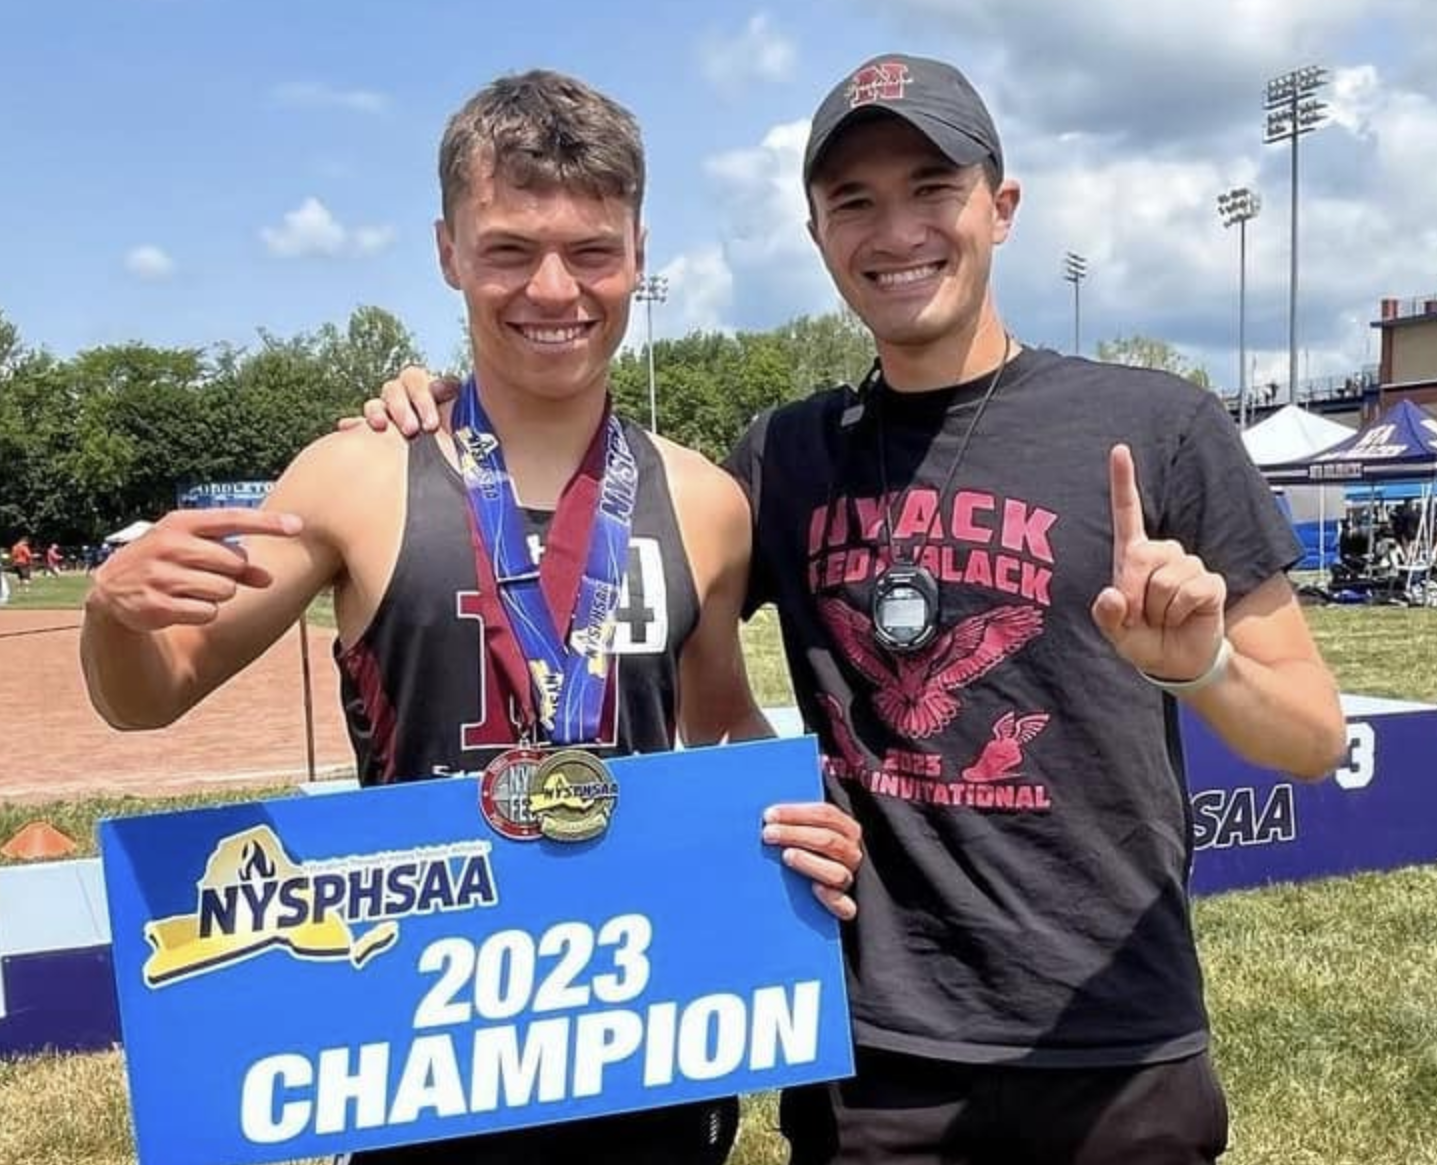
left=526, top=749, right=618, bottom=842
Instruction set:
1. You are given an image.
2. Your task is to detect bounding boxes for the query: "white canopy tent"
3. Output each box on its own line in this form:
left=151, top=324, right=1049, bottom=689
left=1241, top=404, right=1353, bottom=466
left=104, top=520, right=154, bottom=545
left=1241, top=405, right=1354, bottom=568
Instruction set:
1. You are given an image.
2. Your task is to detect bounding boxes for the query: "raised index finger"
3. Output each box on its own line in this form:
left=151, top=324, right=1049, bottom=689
left=177, top=508, right=303, bottom=540
left=1108, top=444, right=1148, bottom=560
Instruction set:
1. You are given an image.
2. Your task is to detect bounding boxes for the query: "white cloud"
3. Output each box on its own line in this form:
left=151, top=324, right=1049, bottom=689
left=620, top=247, right=736, bottom=353
left=353, top=225, right=397, bottom=256
left=271, top=81, right=389, bottom=115
left=262, top=198, right=345, bottom=257
left=851, top=0, right=1402, bottom=150
left=699, top=14, right=797, bottom=92
left=673, top=120, right=841, bottom=332
left=704, top=121, right=811, bottom=263
left=260, top=197, right=396, bottom=260
left=662, top=247, right=736, bottom=334
left=124, top=245, right=175, bottom=281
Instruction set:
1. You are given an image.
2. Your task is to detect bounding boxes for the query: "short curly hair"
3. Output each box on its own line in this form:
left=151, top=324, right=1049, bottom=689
left=439, top=69, right=645, bottom=224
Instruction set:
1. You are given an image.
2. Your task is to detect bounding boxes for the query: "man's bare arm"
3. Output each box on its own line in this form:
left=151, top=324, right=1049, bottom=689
left=1185, top=574, right=1346, bottom=778
left=1092, top=445, right=1345, bottom=778
left=81, top=435, right=358, bottom=729
left=666, top=446, right=862, bottom=920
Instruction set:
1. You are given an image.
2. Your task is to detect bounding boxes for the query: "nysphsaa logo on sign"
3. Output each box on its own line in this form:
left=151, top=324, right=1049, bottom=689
left=141, top=825, right=498, bottom=987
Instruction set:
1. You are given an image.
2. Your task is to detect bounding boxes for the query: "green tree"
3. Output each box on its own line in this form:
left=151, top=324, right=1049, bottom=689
left=0, top=350, right=74, bottom=539
left=1096, top=334, right=1212, bottom=388
left=317, top=305, right=424, bottom=409
left=0, top=305, right=429, bottom=543
left=206, top=330, right=339, bottom=480
left=605, top=309, right=875, bottom=458
left=0, top=309, right=21, bottom=377
left=68, top=344, right=214, bottom=530
left=778, top=307, right=875, bottom=392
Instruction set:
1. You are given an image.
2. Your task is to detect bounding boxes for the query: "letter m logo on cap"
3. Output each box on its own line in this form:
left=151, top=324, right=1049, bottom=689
left=848, top=62, right=911, bottom=108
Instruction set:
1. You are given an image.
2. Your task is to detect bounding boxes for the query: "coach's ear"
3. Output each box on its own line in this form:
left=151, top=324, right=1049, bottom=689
left=991, top=178, right=1021, bottom=246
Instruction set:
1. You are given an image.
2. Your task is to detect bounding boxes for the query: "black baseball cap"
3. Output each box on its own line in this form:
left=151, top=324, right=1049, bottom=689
left=803, top=53, right=1004, bottom=188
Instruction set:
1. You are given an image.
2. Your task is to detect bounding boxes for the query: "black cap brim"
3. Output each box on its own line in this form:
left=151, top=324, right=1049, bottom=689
left=804, top=104, right=996, bottom=188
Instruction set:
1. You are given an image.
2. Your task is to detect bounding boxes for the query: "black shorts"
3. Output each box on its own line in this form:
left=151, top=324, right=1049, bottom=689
left=781, top=1047, right=1228, bottom=1165
left=345, top=1096, right=738, bottom=1165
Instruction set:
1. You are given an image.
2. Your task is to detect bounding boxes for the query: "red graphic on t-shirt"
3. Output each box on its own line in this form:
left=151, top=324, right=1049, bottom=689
left=961, top=711, right=1050, bottom=782
left=820, top=598, right=1044, bottom=738
left=817, top=691, right=869, bottom=772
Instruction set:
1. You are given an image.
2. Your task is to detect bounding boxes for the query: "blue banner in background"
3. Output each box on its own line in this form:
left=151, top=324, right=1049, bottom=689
left=1182, top=705, right=1437, bottom=895
left=100, top=736, right=852, bottom=1165
left=177, top=480, right=273, bottom=509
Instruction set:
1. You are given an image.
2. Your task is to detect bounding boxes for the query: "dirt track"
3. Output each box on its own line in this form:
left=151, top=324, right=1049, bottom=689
left=0, top=609, right=354, bottom=803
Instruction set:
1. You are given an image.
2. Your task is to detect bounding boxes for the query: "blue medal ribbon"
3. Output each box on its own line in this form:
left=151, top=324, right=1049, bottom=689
left=452, top=377, right=636, bottom=744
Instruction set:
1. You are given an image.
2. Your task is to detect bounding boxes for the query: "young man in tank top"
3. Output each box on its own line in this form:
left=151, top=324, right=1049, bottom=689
left=361, top=54, right=1349, bottom=1165
left=79, top=70, right=861, bottom=1165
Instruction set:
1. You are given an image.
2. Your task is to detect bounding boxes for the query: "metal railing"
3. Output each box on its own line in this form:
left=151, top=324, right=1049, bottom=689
left=1218, top=365, right=1379, bottom=408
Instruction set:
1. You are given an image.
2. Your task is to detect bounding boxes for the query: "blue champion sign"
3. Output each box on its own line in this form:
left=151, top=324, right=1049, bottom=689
left=100, top=736, right=852, bottom=1164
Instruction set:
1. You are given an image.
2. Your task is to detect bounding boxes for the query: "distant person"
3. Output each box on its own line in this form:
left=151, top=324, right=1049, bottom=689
left=1338, top=516, right=1371, bottom=569
left=1394, top=499, right=1420, bottom=557
left=44, top=542, right=63, bottom=577
left=9, top=537, right=33, bottom=587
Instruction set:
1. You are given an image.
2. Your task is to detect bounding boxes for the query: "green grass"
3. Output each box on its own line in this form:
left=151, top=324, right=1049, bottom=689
left=3, top=588, right=1437, bottom=1162
left=0, top=571, right=337, bottom=628
left=0, top=788, right=300, bottom=867
left=1305, top=605, right=1437, bottom=702
left=1198, top=868, right=1437, bottom=1164
left=0, top=572, right=91, bottom=610
left=741, top=606, right=796, bottom=708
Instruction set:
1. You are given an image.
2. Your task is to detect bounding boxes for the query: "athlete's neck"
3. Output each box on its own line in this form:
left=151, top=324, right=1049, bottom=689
left=468, top=370, right=610, bottom=510
left=877, top=307, right=1016, bottom=392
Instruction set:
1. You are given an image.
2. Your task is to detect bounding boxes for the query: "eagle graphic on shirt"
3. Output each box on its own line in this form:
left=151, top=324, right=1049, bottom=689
left=820, top=598, right=1045, bottom=738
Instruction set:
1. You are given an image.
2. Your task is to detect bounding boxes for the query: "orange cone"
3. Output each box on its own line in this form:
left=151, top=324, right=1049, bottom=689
left=1, top=821, right=79, bottom=860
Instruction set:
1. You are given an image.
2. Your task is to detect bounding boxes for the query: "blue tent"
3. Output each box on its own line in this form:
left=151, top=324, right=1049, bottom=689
left=1262, top=399, right=1437, bottom=485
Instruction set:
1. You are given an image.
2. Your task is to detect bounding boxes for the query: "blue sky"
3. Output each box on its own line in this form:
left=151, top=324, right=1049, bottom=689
left=5, top=0, right=1437, bottom=392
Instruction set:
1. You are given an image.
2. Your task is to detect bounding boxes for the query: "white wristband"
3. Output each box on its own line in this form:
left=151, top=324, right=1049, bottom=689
left=1139, top=636, right=1233, bottom=695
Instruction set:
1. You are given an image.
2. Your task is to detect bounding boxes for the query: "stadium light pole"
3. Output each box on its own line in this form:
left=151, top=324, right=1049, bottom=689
left=1265, top=65, right=1329, bottom=405
left=633, top=274, right=669, bottom=433
left=1217, top=187, right=1262, bottom=427
left=1062, top=252, right=1088, bottom=356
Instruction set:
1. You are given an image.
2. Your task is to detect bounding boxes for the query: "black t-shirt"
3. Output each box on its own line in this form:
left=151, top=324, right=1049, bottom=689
left=725, top=346, right=1301, bottom=1067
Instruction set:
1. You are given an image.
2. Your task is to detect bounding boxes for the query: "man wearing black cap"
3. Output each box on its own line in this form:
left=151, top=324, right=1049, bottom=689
left=360, top=52, right=1345, bottom=1164
left=724, top=52, right=1345, bottom=1164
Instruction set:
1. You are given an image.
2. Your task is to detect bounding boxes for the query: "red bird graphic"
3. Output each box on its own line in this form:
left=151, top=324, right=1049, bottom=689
left=820, top=599, right=1045, bottom=738
left=961, top=711, right=1051, bottom=782
left=817, top=691, right=869, bottom=772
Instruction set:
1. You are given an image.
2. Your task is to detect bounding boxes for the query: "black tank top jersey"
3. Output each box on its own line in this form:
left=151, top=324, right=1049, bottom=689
left=336, top=422, right=700, bottom=785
